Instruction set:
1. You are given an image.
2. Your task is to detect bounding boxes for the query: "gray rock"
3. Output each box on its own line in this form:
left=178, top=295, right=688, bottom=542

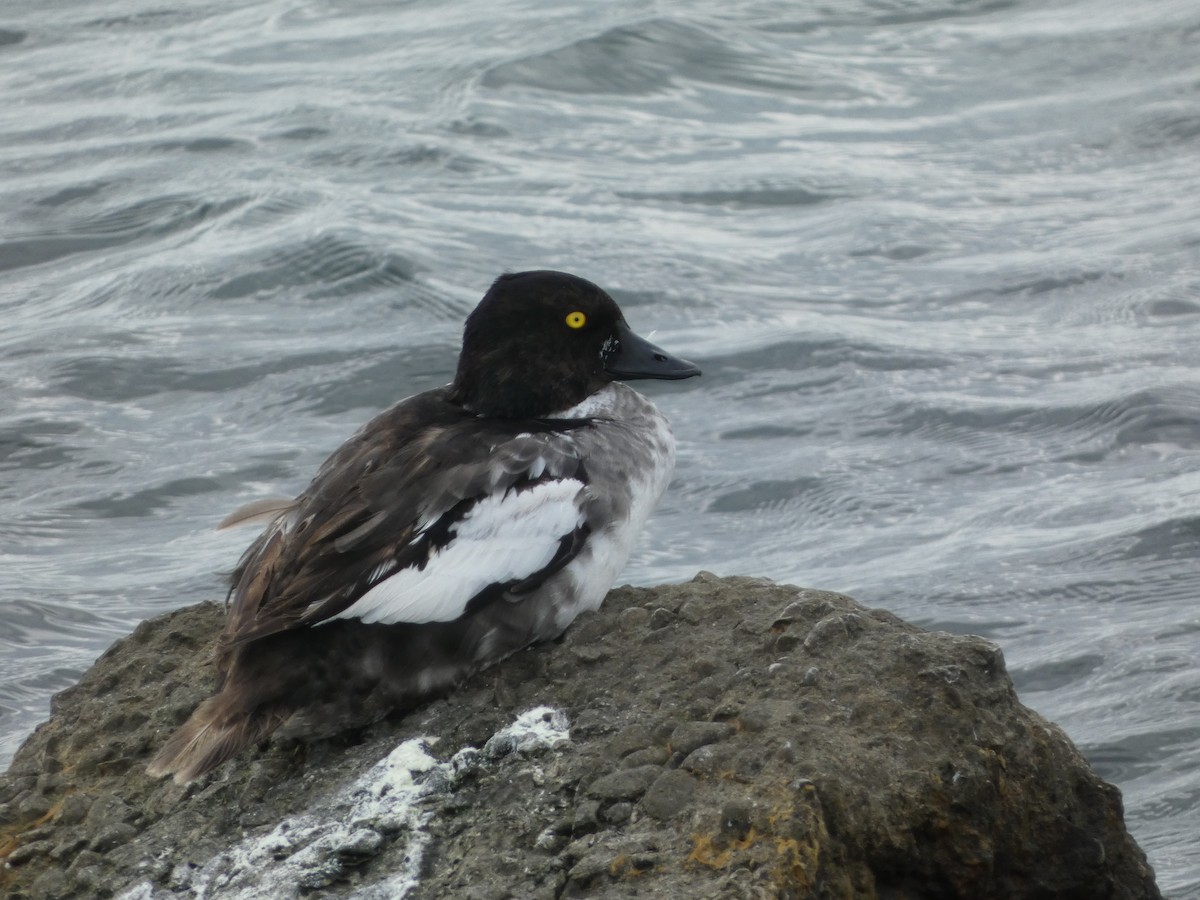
left=29, top=868, right=69, bottom=900
left=616, top=606, right=650, bottom=632
left=587, top=765, right=662, bottom=801
left=669, top=721, right=733, bottom=756
left=55, top=794, right=90, bottom=826
left=572, top=799, right=600, bottom=833
left=680, top=742, right=738, bottom=777
left=600, top=802, right=633, bottom=825
left=90, top=822, right=138, bottom=853
left=641, top=769, right=697, bottom=821
left=648, top=607, right=675, bottom=630
left=606, top=724, right=655, bottom=758
left=17, top=793, right=52, bottom=822
left=334, top=826, right=384, bottom=861
left=66, top=849, right=105, bottom=875
left=85, top=793, right=135, bottom=828
left=0, top=577, right=1163, bottom=899
left=620, top=747, right=668, bottom=769
left=49, top=834, right=88, bottom=862
left=6, top=839, right=54, bottom=866
left=35, top=774, right=65, bottom=796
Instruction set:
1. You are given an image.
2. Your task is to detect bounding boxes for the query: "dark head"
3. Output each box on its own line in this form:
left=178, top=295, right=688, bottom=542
left=450, top=270, right=700, bottom=418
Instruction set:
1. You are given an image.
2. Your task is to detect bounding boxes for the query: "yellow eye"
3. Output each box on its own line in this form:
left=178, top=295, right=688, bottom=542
left=565, top=311, right=587, bottom=329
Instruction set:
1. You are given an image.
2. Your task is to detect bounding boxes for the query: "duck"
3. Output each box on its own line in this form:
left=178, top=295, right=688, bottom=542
left=148, top=269, right=700, bottom=783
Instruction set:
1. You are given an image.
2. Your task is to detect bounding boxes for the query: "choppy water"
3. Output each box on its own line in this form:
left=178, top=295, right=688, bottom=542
left=2, top=0, right=1198, bottom=892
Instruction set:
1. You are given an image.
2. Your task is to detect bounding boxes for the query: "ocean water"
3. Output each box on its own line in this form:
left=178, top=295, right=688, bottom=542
left=2, top=0, right=1198, bottom=893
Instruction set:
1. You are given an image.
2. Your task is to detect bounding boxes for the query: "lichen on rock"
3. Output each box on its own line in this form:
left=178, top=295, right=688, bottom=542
left=0, top=575, right=1162, bottom=899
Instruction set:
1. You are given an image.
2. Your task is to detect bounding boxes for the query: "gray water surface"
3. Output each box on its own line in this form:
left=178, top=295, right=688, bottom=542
left=2, top=0, right=1199, bottom=893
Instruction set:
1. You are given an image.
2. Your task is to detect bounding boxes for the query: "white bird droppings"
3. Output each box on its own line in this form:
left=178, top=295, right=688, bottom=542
left=118, top=707, right=570, bottom=900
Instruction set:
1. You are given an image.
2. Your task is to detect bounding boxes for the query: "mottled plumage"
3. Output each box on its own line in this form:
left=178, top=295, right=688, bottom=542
left=148, top=270, right=699, bottom=783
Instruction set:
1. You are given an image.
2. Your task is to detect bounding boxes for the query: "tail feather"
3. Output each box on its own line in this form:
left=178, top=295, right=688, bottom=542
left=147, top=696, right=287, bottom=784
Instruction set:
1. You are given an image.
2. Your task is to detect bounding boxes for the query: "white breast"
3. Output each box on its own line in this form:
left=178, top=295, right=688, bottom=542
left=544, top=384, right=677, bottom=631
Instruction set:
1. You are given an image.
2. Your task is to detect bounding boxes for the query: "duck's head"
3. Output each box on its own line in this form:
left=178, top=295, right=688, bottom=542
left=451, top=270, right=700, bottom=418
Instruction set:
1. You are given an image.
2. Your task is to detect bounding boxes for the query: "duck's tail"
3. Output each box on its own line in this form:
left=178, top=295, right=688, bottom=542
left=147, top=695, right=286, bottom=784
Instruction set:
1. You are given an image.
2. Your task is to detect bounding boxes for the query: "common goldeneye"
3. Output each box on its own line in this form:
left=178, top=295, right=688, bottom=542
left=148, top=270, right=700, bottom=783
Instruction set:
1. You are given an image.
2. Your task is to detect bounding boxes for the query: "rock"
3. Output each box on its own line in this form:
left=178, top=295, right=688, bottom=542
left=5, top=839, right=54, bottom=866
left=29, top=868, right=69, bottom=899
left=55, top=795, right=90, bottom=826
left=16, top=794, right=52, bottom=823
left=616, top=606, right=650, bottom=632
left=620, top=747, right=668, bottom=769
left=90, top=823, right=139, bottom=854
left=0, top=578, right=1163, bottom=899
left=587, top=765, right=663, bottom=801
left=641, top=769, right=697, bottom=821
left=669, top=721, right=733, bottom=756
left=648, top=607, right=675, bottom=630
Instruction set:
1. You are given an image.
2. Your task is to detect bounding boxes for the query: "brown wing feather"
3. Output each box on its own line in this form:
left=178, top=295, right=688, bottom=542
left=218, top=388, right=588, bottom=655
left=216, top=497, right=297, bottom=531
left=146, top=693, right=287, bottom=785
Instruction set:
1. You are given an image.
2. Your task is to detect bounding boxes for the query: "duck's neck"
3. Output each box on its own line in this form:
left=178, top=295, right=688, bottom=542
left=450, top=353, right=606, bottom=419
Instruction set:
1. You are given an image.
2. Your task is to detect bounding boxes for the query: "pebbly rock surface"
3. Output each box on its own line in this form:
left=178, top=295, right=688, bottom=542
left=0, top=574, right=1161, bottom=899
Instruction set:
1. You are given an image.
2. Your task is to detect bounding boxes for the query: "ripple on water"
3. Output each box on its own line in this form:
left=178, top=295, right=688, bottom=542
left=210, top=234, right=420, bottom=301
left=1121, top=517, right=1200, bottom=564
left=291, top=344, right=457, bottom=417
left=616, top=182, right=838, bottom=210
left=48, top=348, right=360, bottom=403
left=774, top=0, right=1020, bottom=29
left=705, top=337, right=953, bottom=377
left=482, top=18, right=871, bottom=99
left=1086, top=727, right=1200, bottom=785
left=1140, top=297, right=1200, bottom=318
left=307, top=142, right=490, bottom=176
left=70, top=477, right=227, bottom=519
left=861, top=383, right=1200, bottom=464
left=1010, top=652, right=1106, bottom=695
left=0, top=419, right=86, bottom=473
left=0, top=597, right=128, bottom=648
left=706, top=476, right=823, bottom=514
left=152, top=136, right=255, bottom=154
left=1131, top=110, right=1200, bottom=151
left=0, top=194, right=245, bottom=274
left=483, top=20, right=732, bottom=95
left=34, top=181, right=111, bottom=208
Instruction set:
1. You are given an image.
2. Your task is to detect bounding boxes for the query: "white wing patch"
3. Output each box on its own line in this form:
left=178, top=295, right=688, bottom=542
left=332, top=478, right=587, bottom=625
